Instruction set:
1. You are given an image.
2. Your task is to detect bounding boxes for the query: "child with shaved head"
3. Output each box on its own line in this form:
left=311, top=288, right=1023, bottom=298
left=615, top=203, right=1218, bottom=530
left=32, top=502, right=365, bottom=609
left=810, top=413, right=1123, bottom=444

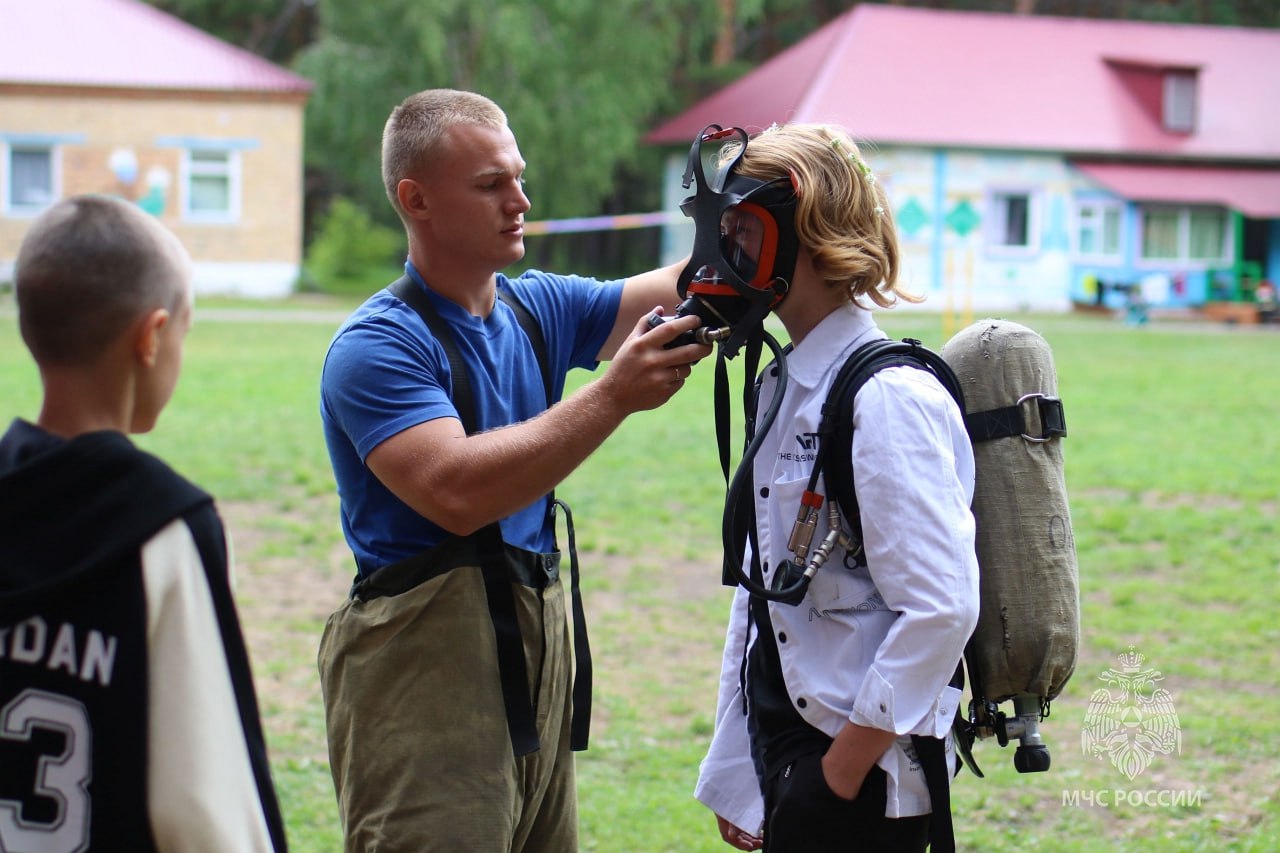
left=0, top=195, right=287, bottom=851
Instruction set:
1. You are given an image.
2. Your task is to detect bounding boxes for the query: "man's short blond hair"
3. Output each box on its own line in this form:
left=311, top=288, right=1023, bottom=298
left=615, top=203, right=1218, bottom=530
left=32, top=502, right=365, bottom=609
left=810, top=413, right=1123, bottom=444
left=16, top=195, right=190, bottom=366
left=381, top=89, right=508, bottom=222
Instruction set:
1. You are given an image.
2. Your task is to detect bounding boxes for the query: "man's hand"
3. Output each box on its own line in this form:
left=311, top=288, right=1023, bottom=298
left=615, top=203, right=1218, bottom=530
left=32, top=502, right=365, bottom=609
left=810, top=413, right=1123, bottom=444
left=597, top=308, right=711, bottom=414
left=716, top=814, right=763, bottom=851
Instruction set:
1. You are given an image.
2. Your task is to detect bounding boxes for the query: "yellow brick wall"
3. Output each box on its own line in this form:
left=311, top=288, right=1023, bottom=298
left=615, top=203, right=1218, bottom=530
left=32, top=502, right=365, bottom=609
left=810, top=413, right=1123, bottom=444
left=1, top=89, right=305, bottom=270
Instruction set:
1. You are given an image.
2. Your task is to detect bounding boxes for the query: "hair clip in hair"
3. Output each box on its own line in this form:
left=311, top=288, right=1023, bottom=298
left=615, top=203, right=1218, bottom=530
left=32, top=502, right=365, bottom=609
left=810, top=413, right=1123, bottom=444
left=832, top=136, right=875, bottom=182
left=874, top=205, right=885, bottom=218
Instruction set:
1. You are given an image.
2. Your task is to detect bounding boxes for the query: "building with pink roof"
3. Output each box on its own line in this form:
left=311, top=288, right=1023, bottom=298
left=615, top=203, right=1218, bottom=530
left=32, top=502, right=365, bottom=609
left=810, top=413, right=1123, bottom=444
left=648, top=5, right=1280, bottom=316
left=1, top=0, right=312, bottom=297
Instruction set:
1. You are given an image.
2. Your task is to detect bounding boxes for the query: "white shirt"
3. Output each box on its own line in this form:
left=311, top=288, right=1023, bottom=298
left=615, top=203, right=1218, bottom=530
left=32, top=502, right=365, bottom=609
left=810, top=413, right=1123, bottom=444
left=695, top=304, right=979, bottom=832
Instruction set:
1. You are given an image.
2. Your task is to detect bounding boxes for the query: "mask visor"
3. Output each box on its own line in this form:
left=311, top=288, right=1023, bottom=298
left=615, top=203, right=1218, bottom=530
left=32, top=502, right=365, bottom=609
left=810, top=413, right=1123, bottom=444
left=720, top=201, right=779, bottom=290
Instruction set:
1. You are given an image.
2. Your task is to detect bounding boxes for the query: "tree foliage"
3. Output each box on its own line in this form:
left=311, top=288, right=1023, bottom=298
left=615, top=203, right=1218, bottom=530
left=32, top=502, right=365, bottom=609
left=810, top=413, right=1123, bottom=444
left=145, top=0, right=316, bottom=62
left=146, top=0, right=1279, bottom=274
left=303, top=196, right=403, bottom=295
left=295, top=0, right=730, bottom=226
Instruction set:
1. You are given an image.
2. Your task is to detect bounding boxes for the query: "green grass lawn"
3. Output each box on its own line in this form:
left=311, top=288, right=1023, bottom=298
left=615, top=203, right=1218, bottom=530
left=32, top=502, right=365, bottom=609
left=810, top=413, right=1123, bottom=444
left=2, top=299, right=1277, bottom=851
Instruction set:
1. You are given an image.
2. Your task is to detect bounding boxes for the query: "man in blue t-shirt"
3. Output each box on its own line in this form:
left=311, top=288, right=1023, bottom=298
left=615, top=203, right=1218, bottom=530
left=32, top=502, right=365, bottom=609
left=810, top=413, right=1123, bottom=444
left=318, top=89, right=708, bottom=853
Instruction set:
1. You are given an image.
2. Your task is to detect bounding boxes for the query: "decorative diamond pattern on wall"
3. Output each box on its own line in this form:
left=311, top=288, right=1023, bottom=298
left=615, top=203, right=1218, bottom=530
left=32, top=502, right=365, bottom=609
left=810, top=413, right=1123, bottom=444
left=896, top=197, right=929, bottom=237
left=946, top=199, right=981, bottom=236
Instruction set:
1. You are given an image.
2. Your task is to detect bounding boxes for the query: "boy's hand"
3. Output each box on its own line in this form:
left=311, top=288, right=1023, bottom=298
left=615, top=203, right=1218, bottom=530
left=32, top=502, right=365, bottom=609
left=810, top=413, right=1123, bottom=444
left=715, top=814, right=763, bottom=851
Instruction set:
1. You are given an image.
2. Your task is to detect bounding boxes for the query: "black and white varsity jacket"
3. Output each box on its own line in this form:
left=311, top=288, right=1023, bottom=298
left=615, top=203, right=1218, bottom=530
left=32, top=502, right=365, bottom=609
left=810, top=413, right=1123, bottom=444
left=0, top=419, right=287, bottom=852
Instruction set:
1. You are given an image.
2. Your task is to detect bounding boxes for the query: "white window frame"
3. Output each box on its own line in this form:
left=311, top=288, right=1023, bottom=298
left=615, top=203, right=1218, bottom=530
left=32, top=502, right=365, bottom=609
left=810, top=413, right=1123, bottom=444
left=180, top=147, right=241, bottom=223
left=985, top=188, right=1039, bottom=256
left=1137, top=205, right=1231, bottom=267
left=3, top=143, right=59, bottom=217
left=1163, top=71, right=1197, bottom=133
left=1074, top=199, right=1124, bottom=262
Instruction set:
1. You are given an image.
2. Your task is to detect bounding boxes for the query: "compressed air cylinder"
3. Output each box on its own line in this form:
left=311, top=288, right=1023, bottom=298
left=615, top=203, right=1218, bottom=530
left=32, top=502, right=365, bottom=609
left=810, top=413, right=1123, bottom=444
left=941, top=320, right=1079, bottom=707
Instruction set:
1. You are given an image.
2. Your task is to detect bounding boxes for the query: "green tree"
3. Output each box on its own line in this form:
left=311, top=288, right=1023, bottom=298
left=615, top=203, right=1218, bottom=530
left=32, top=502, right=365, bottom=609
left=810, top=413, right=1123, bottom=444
left=295, top=0, right=734, bottom=230
left=145, top=0, right=317, bottom=62
left=304, top=196, right=404, bottom=295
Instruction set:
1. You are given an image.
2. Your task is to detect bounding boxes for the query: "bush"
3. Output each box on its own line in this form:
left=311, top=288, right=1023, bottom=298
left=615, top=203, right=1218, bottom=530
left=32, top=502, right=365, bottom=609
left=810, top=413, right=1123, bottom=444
left=304, top=197, right=404, bottom=296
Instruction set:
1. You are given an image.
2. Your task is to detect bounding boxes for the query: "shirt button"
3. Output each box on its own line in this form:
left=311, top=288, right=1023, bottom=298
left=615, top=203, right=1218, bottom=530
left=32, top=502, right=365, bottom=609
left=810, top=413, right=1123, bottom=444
left=879, top=703, right=887, bottom=713
left=797, top=697, right=807, bottom=709
left=760, top=486, right=770, bottom=498
left=777, top=632, right=787, bottom=643
left=770, top=366, right=778, bottom=377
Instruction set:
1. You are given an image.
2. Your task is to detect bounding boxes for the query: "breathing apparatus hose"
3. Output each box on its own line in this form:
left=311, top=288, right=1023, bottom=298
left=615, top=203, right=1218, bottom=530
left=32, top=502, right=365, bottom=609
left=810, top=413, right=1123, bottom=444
left=720, top=328, right=824, bottom=605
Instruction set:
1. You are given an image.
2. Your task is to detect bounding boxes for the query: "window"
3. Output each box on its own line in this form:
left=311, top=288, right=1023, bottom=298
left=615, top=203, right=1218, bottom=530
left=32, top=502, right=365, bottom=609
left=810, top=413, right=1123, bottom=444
left=987, top=190, right=1035, bottom=251
left=5, top=145, right=55, bottom=213
left=1163, top=71, right=1197, bottom=133
left=1076, top=201, right=1122, bottom=259
left=1141, top=209, right=1180, bottom=259
left=182, top=148, right=239, bottom=221
left=1139, top=206, right=1228, bottom=264
left=1187, top=209, right=1226, bottom=260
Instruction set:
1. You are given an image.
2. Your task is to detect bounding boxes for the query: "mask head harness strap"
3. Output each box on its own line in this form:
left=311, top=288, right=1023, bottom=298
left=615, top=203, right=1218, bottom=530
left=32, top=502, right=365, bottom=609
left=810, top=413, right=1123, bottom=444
left=677, top=125, right=800, bottom=358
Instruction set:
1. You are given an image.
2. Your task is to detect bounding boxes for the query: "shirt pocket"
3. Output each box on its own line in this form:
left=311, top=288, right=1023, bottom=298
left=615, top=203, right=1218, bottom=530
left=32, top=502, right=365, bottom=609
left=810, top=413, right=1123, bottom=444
left=768, top=474, right=883, bottom=613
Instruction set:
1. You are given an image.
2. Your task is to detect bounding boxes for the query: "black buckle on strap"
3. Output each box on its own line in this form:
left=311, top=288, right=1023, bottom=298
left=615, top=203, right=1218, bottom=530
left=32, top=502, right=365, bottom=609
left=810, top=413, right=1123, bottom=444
left=965, top=393, right=1067, bottom=444
left=1019, top=393, right=1067, bottom=443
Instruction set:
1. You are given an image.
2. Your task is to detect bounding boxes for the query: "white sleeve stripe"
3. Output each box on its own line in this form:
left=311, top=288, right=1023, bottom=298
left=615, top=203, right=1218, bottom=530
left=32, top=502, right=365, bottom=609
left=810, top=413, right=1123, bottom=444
left=143, top=519, right=275, bottom=852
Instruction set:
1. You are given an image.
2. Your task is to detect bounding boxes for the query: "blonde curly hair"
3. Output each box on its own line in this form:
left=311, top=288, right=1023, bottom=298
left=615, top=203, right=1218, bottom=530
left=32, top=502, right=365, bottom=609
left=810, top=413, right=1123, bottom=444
left=724, top=123, right=919, bottom=309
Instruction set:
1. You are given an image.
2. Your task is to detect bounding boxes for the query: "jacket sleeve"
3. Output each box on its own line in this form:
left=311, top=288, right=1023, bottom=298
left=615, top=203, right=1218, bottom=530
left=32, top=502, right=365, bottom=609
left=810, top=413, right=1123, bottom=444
left=847, top=367, right=980, bottom=737
left=142, top=519, right=281, bottom=852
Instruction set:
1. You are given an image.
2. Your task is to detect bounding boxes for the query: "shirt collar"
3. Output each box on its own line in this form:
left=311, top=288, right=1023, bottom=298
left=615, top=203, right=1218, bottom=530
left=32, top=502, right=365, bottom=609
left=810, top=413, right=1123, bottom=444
left=782, top=303, right=885, bottom=388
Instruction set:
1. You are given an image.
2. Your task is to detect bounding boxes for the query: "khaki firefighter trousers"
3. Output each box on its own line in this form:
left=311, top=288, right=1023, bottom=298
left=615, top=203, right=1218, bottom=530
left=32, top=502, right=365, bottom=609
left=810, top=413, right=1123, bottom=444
left=318, top=564, right=576, bottom=852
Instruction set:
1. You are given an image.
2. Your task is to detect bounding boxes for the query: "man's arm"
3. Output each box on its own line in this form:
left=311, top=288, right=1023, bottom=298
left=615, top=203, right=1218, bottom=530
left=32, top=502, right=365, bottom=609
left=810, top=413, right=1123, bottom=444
left=596, top=257, right=688, bottom=360
left=367, top=310, right=709, bottom=535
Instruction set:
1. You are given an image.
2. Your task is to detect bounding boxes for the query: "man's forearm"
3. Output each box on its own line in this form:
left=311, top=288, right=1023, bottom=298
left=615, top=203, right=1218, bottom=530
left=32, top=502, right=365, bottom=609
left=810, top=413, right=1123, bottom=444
left=424, top=377, right=632, bottom=533
left=366, top=311, right=708, bottom=535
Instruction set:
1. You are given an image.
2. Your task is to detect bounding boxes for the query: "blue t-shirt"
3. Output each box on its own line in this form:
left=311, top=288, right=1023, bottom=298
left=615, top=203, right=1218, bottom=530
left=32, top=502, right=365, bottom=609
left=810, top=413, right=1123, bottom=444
left=321, top=263, right=624, bottom=575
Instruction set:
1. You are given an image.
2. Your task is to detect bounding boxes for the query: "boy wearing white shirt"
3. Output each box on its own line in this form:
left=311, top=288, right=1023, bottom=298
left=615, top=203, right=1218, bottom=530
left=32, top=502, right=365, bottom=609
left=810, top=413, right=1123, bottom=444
left=693, top=124, right=979, bottom=853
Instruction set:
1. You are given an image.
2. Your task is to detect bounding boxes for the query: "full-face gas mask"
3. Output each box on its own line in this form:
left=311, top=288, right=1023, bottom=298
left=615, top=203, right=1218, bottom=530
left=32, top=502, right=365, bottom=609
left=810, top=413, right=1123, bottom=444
left=648, top=125, right=800, bottom=358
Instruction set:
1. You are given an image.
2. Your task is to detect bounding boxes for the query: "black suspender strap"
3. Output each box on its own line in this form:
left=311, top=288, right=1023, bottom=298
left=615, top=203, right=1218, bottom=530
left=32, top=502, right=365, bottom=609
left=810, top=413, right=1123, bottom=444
left=554, top=499, right=592, bottom=751
left=387, top=274, right=592, bottom=754
left=498, top=287, right=553, bottom=411
left=389, top=274, right=551, bottom=429
left=497, top=285, right=592, bottom=751
left=474, top=527, right=541, bottom=756
left=911, top=734, right=956, bottom=853
left=388, top=276, right=479, bottom=430
left=387, top=275, right=536, bottom=754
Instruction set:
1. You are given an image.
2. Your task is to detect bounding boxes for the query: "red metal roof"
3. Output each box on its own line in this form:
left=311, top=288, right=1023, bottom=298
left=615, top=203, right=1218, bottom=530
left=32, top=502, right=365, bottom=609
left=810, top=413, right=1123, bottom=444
left=647, top=5, right=1280, bottom=162
left=0, top=0, right=311, bottom=94
left=1072, top=161, right=1280, bottom=218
